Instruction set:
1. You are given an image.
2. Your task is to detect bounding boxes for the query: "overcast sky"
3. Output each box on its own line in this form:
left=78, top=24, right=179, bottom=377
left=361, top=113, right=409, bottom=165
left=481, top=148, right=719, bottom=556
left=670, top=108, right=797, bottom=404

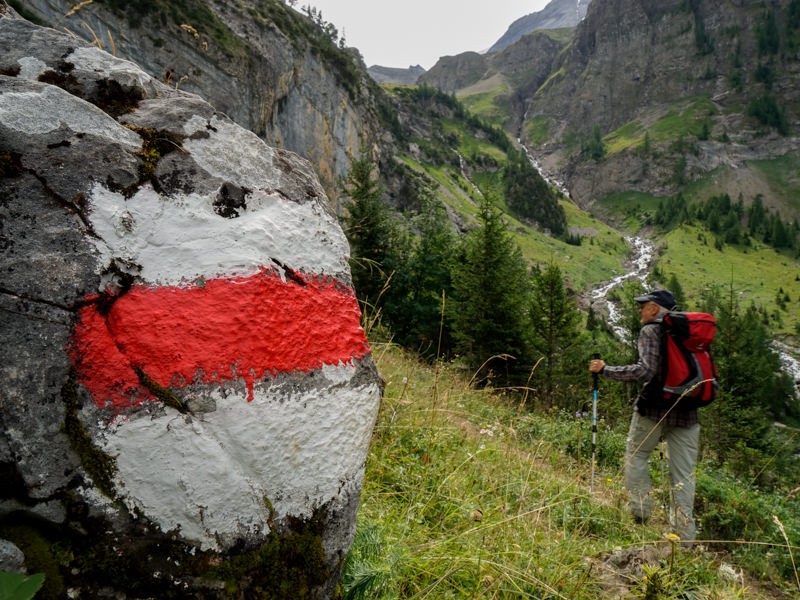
left=299, top=1, right=551, bottom=70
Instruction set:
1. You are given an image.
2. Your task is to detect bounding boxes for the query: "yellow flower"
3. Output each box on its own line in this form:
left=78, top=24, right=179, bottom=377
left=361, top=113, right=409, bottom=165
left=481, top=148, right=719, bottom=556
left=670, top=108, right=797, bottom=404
left=666, top=533, right=681, bottom=542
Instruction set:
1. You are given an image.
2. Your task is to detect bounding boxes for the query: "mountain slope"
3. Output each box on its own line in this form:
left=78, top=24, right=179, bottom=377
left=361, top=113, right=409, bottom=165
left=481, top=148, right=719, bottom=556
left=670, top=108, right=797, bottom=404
left=422, top=0, right=800, bottom=222
left=15, top=0, right=574, bottom=242
left=419, top=28, right=571, bottom=132
left=489, top=0, right=591, bottom=52
left=521, top=0, right=800, bottom=209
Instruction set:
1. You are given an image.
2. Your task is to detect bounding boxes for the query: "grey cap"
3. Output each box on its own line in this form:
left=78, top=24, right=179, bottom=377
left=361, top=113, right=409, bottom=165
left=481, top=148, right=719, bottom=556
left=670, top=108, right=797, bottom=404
left=634, top=290, right=677, bottom=310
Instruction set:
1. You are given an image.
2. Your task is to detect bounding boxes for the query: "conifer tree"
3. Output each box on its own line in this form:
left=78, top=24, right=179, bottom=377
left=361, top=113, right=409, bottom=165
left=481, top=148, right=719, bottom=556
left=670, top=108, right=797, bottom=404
left=451, top=198, right=531, bottom=384
left=666, top=273, right=686, bottom=309
left=528, top=262, right=583, bottom=406
left=401, top=195, right=458, bottom=356
left=340, top=156, right=410, bottom=324
left=699, top=285, right=798, bottom=476
left=503, top=149, right=565, bottom=235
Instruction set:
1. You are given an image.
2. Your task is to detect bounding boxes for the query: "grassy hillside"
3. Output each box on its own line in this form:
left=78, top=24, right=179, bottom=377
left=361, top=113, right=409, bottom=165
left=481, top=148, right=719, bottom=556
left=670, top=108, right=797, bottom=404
left=344, top=344, right=800, bottom=599
left=383, top=81, right=799, bottom=347
left=394, top=157, right=631, bottom=294
left=385, top=84, right=633, bottom=295
left=509, top=200, right=631, bottom=292
left=593, top=190, right=800, bottom=335
left=655, top=225, right=800, bottom=335
left=456, top=75, right=513, bottom=127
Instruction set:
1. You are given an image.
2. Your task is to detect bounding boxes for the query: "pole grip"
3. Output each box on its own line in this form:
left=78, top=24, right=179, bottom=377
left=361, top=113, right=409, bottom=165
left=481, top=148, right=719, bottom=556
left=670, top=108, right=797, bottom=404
left=592, top=352, right=600, bottom=389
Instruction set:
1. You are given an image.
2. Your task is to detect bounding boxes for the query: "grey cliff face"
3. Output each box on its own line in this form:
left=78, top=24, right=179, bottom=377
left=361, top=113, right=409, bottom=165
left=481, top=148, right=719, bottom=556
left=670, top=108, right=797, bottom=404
left=1, top=6, right=381, bottom=597
left=19, top=0, right=382, bottom=206
left=522, top=0, right=800, bottom=205
left=367, top=64, right=426, bottom=85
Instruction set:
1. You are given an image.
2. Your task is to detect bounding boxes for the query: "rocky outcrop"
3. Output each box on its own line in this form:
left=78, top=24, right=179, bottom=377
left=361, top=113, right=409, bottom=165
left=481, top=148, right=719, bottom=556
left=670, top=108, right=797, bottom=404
left=420, top=30, right=566, bottom=96
left=0, top=6, right=382, bottom=597
left=488, top=0, right=591, bottom=53
left=368, top=64, right=426, bottom=85
left=19, top=0, right=384, bottom=207
left=418, top=51, right=489, bottom=93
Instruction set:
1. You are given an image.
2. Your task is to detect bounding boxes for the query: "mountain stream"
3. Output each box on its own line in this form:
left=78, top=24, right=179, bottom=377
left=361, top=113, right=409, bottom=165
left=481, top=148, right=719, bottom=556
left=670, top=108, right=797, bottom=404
left=518, top=142, right=799, bottom=392
left=590, top=237, right=655, bottom=339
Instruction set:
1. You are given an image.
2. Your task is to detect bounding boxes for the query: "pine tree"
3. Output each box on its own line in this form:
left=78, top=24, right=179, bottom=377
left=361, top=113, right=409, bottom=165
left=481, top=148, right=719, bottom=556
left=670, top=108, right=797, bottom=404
left=586, top=305, right=598, bottom=331
left=581, top=125, right=605, bottom=161
left=450, top=198, right=532, bottom=385
left=666, top=273, right=686, bottom=310
left=503, top=149, right=565, bottom=235
left=402, top=195, right=458, bottom=356
left=618, top=283, right=646, bottom=361
left=699, top=285, right=798, bottom=475
left=340, top=156, right=410, bottom=324
left=529, top=262, right=583, bottom=407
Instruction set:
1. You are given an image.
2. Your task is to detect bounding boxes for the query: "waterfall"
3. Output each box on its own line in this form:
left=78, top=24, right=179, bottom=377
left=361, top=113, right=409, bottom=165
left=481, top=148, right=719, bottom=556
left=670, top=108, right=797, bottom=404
left=518, top=139, right=571, bottom=198
left=454, top=149, right=483, bottom=197
left=774, top=340, right=800, bottom=396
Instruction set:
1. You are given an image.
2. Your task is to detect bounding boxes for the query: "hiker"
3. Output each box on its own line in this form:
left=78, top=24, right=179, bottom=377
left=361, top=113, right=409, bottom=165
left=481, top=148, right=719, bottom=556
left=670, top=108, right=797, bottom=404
left=589, top=290, right=700, bottom=544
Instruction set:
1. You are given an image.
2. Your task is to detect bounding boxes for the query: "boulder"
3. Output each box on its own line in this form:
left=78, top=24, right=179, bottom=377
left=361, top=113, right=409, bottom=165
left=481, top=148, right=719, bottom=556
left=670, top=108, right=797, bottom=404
left=0, top=5, right=382, bottom=598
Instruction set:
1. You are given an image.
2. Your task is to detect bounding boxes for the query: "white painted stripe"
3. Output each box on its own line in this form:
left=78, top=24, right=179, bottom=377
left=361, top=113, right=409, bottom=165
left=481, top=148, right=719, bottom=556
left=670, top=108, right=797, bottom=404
left=87, top=183, right=351, bottom=287
left=97, top=363, right=381, bottom=550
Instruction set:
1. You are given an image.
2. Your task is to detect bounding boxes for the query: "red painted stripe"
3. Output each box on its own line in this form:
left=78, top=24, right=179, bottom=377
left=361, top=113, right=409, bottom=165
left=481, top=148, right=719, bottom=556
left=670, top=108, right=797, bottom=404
left=71, top=269, right=369, bottom=409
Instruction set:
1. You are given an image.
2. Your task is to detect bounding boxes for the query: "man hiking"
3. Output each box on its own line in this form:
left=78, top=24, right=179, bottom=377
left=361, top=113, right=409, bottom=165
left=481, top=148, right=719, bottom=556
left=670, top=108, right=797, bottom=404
left=589, top=289, right=700, bottom=544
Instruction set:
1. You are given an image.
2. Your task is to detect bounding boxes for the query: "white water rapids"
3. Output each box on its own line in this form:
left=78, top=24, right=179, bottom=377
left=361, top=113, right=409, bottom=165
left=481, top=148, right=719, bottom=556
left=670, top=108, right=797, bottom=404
left=590, top=237, right=655, bottom=339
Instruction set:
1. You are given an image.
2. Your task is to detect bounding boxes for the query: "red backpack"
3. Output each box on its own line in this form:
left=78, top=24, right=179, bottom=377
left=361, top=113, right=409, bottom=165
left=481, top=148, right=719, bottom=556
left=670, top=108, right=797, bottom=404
left=658, top=312, right=718, bottom=409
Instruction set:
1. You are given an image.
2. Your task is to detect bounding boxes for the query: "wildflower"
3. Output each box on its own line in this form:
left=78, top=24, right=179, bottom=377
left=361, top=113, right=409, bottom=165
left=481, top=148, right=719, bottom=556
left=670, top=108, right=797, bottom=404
left=666, top=533, right=681, bottom=542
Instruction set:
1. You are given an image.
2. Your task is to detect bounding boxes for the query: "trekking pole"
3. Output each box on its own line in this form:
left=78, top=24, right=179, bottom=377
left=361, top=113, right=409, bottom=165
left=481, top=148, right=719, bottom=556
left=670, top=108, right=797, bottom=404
left=591, top=352, right=600, bottom=493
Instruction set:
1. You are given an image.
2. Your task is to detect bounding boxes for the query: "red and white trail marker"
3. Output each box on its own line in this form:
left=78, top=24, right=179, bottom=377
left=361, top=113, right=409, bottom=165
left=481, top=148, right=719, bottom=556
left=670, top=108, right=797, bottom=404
left=72, top=132, right=381, bottom=549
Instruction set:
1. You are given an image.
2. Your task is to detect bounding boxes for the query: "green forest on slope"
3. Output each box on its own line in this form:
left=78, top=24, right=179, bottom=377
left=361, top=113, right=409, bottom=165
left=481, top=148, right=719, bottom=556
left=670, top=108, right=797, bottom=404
left=338, top=80, right=800, bottom=598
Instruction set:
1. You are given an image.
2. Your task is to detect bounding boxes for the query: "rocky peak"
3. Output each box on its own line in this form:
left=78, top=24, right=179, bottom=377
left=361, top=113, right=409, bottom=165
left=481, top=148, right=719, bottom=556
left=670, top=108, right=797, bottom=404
left=489, top=0, right=591, bottom=53
left=368, top=63, right=426, bottom=84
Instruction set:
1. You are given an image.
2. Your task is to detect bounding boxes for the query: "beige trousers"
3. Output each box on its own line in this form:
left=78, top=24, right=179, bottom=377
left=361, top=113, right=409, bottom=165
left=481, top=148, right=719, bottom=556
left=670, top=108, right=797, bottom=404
left=625, top=411, right=700, bottom=542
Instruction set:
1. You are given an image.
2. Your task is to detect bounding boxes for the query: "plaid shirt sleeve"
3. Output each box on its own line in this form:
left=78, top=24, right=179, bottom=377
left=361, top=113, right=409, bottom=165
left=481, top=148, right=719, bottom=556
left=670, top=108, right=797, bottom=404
left=603, top=323, right=661, bottom=383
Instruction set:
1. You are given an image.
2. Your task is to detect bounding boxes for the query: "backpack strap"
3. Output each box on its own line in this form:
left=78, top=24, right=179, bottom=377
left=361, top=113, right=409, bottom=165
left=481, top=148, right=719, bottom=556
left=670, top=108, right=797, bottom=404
left=639, top=317, right=667, bottom=406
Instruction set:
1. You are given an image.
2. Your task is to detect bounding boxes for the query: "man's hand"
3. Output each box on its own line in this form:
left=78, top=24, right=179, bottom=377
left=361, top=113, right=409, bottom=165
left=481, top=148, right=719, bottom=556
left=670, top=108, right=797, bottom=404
left=589, top=359, right=606, bottom=373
